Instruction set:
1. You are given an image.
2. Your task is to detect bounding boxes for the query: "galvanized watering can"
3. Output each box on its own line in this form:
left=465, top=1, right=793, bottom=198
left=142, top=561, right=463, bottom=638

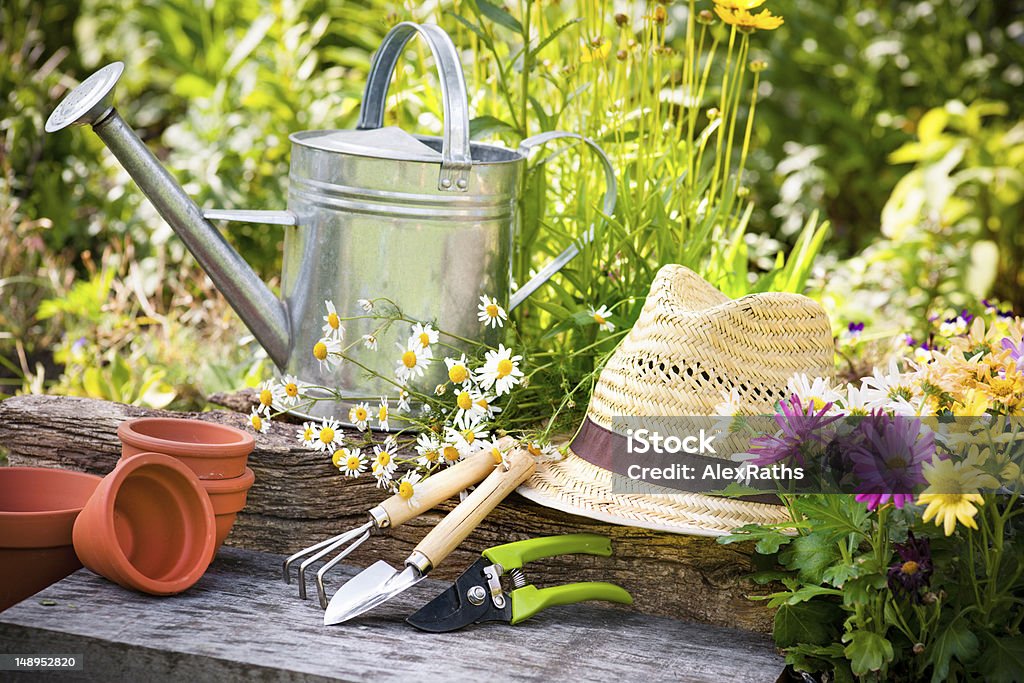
left=45, top=22, right=616, bottom=421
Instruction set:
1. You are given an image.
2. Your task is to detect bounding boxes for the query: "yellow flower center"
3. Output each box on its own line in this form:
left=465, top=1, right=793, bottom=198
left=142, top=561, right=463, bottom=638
left=449, top=365, right=469, bottom=384
left=809, top=396, right=827, bottom=412
left=313, top=341, right=328, bottom=361
left=527, top=443, right=542, bottom=456
left=486, top=303, right=499, bottom=318
left=457, top=391, right=473, bottom=411
left=286, top=383, right=299, bottom=397
left=303, top=427, right=314, bottom=441
left=402, top=350, right=418, bottom=368
left=593, top=313, right=606, bottom=325
left=346, top=455, right=361, bottom=471
left=476, top=398, right=489, bottom=409
left=354, top=407, right=368, bottom=422
left=251, top=414, right=263, bottom=431
left=332, top=451, right=344, bottom=467
left=319, top=427, right=335, bottom=444
left=901, top=560, right=919, bottom=576
left=379, top=406, right=388, bottom=421
left=377, top=451, right=391, bottom=466
left=496, top=358, right=513, bottom=378
left=443, top=445, right=460, bottom=462
left=988, top=377, right=1016, bottom=397
left=398, top=480, right=414, bottom=500
left=327, top=312, right=340, bottom=329
left=463, top=430, right=476, bottom=444
left=260, top=389, right=273, bottom=406
left=419, top=332, right=430, bottom=347
left=490, top=447, right=503, bottom=465
left=423, top=448, right=439, bottom=463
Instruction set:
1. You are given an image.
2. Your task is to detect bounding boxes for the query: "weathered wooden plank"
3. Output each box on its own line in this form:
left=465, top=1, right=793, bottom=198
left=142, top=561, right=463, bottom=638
left=0, top=547, right=784, bottom=683
left=0, top=394, right=776, bottom=632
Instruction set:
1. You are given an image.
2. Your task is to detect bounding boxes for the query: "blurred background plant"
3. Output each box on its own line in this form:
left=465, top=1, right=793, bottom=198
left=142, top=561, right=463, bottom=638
left=1, top=0, right=1022, bottom=420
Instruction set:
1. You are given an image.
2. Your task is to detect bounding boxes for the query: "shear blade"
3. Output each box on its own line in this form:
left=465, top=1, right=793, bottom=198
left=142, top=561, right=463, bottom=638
left=406, top=558, right=509, bottom=632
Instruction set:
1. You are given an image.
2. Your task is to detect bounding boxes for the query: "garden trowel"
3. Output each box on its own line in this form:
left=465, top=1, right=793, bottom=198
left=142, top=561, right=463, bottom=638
left=323, top=446, right=536, bottom=625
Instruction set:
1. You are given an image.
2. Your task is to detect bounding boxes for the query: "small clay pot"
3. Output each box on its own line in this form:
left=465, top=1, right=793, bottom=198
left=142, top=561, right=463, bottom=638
left=118, top=417, right=254, bottom=479
left=0, top=467, right=102, bottom=611
left=201, top=467, right=255, bottom=550
left=72, top=453, right=216, bottom=595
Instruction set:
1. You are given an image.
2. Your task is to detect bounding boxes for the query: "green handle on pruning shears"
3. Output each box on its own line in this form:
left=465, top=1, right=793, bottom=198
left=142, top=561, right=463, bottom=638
left=482, top=533, right=612, bottom=570
left=510, top=582, right=633, bottom=625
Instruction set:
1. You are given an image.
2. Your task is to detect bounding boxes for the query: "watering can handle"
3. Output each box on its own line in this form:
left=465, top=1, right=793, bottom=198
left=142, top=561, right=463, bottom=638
left=509, top=132, right=618, bottom=310
left=357, top=22, right=472, bottom=193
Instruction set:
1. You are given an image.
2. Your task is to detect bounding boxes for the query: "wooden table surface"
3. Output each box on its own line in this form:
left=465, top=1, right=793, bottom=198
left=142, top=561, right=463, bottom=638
left=0, top=547, right=784, bottom=683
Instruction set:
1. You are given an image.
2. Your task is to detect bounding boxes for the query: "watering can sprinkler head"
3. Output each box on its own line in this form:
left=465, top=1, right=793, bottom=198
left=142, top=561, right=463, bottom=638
left=45, top=61, right=124, bottom=132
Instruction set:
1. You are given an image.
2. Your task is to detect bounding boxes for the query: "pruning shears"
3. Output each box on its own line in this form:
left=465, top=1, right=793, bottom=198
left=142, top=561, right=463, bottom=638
left=406, top=534, right=633, bottom=632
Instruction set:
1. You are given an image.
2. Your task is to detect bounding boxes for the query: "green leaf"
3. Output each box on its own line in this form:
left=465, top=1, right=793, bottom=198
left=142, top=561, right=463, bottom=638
left=475, top=0, right=523, bottom=34
left=841, top=574, right=888, bottom=607
left=821, top=561, right=860, bottom=588
left=929, top=620, right=979, bottom=683
left=779, top=532, right=842, bottom=584
left=843, top=631, right=894, bottom=677
left=529, top=17, right=583, bottom=59
left=470, top=115, right=518, bottom=139
left=794, top=495, right=870, bottom=541
left=977, top=635, right=1024, bottom=683
left=773, top=601, right=842, bottom=648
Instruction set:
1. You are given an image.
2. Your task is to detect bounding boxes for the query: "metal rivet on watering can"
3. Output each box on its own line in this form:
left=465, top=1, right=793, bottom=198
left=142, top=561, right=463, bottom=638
left=45, top=23, right=618, bottom=427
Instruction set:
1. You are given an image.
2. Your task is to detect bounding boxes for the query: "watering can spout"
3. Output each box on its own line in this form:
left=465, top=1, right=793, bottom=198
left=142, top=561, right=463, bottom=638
left=45, top=63, right=291, bottom=368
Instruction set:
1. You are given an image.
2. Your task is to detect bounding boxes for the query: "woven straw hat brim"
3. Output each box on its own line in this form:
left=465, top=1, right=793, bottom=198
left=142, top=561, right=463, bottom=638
left=517, top=446, right=790, bottom=537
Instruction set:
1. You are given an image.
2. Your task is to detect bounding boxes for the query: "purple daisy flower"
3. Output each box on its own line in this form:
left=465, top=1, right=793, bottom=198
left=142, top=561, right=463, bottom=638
left=850, top=411, right=934, bottom=510
left=748, top=394, right=842, bottom=467
left=1001, top=336, right=1024, bottom=370
left=887, top=532, right=933, bottom=601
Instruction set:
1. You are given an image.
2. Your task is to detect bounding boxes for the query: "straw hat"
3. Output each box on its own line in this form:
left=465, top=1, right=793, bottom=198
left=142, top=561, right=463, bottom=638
left=517, top=264, right=835, bottom=535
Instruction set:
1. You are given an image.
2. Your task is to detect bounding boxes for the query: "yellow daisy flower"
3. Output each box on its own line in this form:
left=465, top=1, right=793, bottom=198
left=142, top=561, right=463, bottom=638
left=918, top=457, right=996, bottom=536
left=712, top=0, right=767, bottom=10
left=714, top=6, right=784, bottom=32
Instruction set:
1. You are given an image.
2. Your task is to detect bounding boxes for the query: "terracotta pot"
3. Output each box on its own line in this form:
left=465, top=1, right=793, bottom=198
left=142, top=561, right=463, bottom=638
left=201, top=467, right=255, bottom=550
left=118, top=417, right=254, bottom=479
left=72, top=453, right=216, bottom=595
left=0, top=467, right=102, bottom=612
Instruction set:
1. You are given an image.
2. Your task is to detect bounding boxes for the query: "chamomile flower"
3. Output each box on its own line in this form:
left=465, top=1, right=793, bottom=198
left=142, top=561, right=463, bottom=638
left=322, top=300, right=344, bottom=340
left=415, top=433, right=442, bottom=468
left=440, top=441, right=463, bottom=466
left=312, top=336, right=342, bottom=373
left=377, top=397, right=390, bottom=431
left=474, top=392, right=501, bottom=421
left=397, top=389, right=411, bottom=412
left=315, top=417, right=342, bottom=454
left=478, top=295, right=507, bottom=328
left=338, top=448, right=366, bottom=478
left=256, top=380, right=277, bottom=414
left=249, top=406, right=269, bottom=433
left=526, top=441, right=562, bottom=462
left=395, top=341, right=432, bottom=383
left=297, top=421, right=318, bottom=447
left=787, top=373, right=842, bottom=412
left=372, top=437, right=399, bottom=482
left=446, top=423, right=489, bottom=457
left=588, top=305, right=616, bottom=332
left=410, top=322, right=439, bottom=350
left=476, top=344, right=524, bottom=396
left=274, top=374, right=305, bottom=409
left=476, top=439, right=508, bottom=468
left=348, top=402, right=370, bottom=432
left=444, top=354, right=473, bottom=386
left=357, top=298, right=374, bottom=312
left=372, top=465, right=392, bottom=489
left=396, top=471, right=423, bottom=508
left=453, top=388, right=488, bottom=429
left=362, top=334, right=378, bottom=351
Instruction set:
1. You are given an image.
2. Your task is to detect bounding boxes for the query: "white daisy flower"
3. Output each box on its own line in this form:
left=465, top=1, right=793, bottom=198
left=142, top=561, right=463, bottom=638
left=440, top=441, right=463, bottom=466
left=336, top=447, right=366, bottom=478
left=312, top=336, right=342, bottom=373
left=445, top=423, right=490, bottom=457
left=396, top=471, right=423, bottom=508
left=395, top=340, right=432, bottom=383
left=362, top=334, right=378, bottom=351
left=415, top=433, right=443, bottom=468
left=476, top=344, right=524, bottom=397
left=314, top=417, right=342, bottom=454
left=526, top=441, right=562, bottom=463
left=410, top=322, right=439, bottom=350
left=372, top=437, right=399, bottom=483
left=473, top=392, right=501, bottom=421
left=860, top=359, right=918, bottom=410
left=274, top=374, right=305, bottom=409
left=397, top=389, right=411, bottom=412
left=256, top=379, right=277, bottom=415
left=444, top=354, right=473, bottom=386
left=588, top=304, right=616, bottom=332
left=841, top=384, right=871, bottom=416
left=322, top=300, right=344, bottom=340
left=372, top=465, right=392, bottom=489
left=477, top=295, right=507, bottom=328
left=714, top=388, right=743, bottom=416
left=357, top=298, right=374, bottom=312
left=249, top=407, right=269, bottom=434
left=452, top=387, right=488, bottom=429
left=296, top=421, right=318, bottom=447
left=377, top=397, right=390, bottom=431
left=476, top=439, right=507, bottom=468
left=786, top=373, right=842, bottom=412
left=348, top=402, right=370, bottom=432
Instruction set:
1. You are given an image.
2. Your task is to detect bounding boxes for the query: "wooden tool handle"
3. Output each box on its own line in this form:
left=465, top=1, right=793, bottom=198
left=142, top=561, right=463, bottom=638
left=412, top=446, right=536, bottom=570
left=377, top=447, right=497, bottom=528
